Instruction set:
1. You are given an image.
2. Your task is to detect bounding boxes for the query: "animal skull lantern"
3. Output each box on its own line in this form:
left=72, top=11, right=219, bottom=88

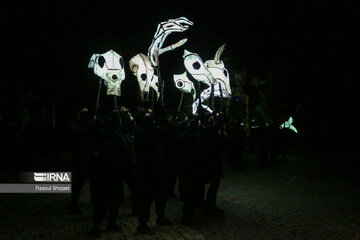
left=173, top=72, right=196, bottom=101
left=179, top=45, right=232, bottom=114
left=88, top=49, right=125, bottom=96
left=204, top=44, right=232, bottom=98
left=183, top=50, right=215, bottom=86
left=183, top=49, right=216, bottom=114
left=129, top=53, right=159, bottom=100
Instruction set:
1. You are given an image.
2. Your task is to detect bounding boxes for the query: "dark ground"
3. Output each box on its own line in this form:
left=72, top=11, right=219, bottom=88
left=0, top=138, right=359, bottom=240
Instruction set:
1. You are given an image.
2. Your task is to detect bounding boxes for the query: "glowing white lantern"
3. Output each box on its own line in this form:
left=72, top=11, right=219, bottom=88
left=183, top=45, right=232, bottom=114
left=148, top=17, right=193, bottom=67
left=204, top=44, right=232, bottom=98
left=129, top=53, right=159, bottom=100
left=88, top=50, right=125, bottom=96
left=173, top=72, right=196, bottom=101
left=182, top=49, right=216, bottom=114
left=183, top=50, right=215, bottom=86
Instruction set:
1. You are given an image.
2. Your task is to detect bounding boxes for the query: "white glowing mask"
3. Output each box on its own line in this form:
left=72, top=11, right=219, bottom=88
left=204, top=45, right=231, bottom=98
left=182, top=49, right=216, bottom=114
left=173, top=72, right=196, bottom=101
left=88, top=50, right=125, bottom=96
left=183, top=50, right=214, bottom=85
left=181, top=46, right=232, bottom=114
left=129, top=53, right=159, bottom=100
left=148, top=17, right=193, bottom=67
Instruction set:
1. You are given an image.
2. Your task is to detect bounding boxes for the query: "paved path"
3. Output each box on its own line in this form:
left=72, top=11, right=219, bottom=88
left=0, top=145, right=359, bottom=240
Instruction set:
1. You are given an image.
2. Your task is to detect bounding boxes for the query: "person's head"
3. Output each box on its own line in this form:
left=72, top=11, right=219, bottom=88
left=135, top=110, right=154, bottom=131
left=215, top=112, right=224, bottom=126
left=119, top=110, right=134, bottom=134
left=109, top=111, right=121, bottom=126
left=189, top=115, right=201, bottom=130
left=78, top=108, right=90, bottom=124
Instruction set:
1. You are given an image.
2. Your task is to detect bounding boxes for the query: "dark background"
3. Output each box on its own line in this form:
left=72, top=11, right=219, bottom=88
left=1, top=1, right=359, bottom=146
left=1, top=3, right=359, bottom=238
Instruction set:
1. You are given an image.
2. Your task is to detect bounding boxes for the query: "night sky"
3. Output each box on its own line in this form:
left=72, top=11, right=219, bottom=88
left=2, top=1, right=359, bottom=140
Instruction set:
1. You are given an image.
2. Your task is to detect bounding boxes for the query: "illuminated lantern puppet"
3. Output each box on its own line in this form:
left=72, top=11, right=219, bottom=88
left=148, top=17, right=193, bottom=67
left=173, top=72, right=196, bottom=101
left=129, top=53, right=159, bottom=100
left=182, top=45, right=231, bottom=114
left=88, top=49, right=125, bottom=96
left=280, top=116, right=298, bottom=133
left=173, top=72, right=196, bottom=112
left=129, top=17, right=193, bottom=105
left=204, top=44, right=232, bottom=98
left=182, top=49, right=215, bottom=114
left=147, top=17, right=193, bottom=105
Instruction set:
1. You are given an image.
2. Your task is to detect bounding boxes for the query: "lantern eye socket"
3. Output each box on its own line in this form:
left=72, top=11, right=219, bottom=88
left=140, top=74, right=147, bottom=81
left=192, top=61, right=201, bottom=70
left=223, top=69, right=228, bottom=77
left=177, top=81, right=184, bottom=88
left=98, top=56, right=105, bottom=68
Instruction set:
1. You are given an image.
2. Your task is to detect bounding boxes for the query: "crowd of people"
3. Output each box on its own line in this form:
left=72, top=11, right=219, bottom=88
left=69, top=105, right=233, bottom=236
left=0, top=71, right=291, bottom=237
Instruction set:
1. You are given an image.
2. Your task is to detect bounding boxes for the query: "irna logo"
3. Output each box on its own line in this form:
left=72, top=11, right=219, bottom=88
left=34, top=172, right=71, bottom=182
